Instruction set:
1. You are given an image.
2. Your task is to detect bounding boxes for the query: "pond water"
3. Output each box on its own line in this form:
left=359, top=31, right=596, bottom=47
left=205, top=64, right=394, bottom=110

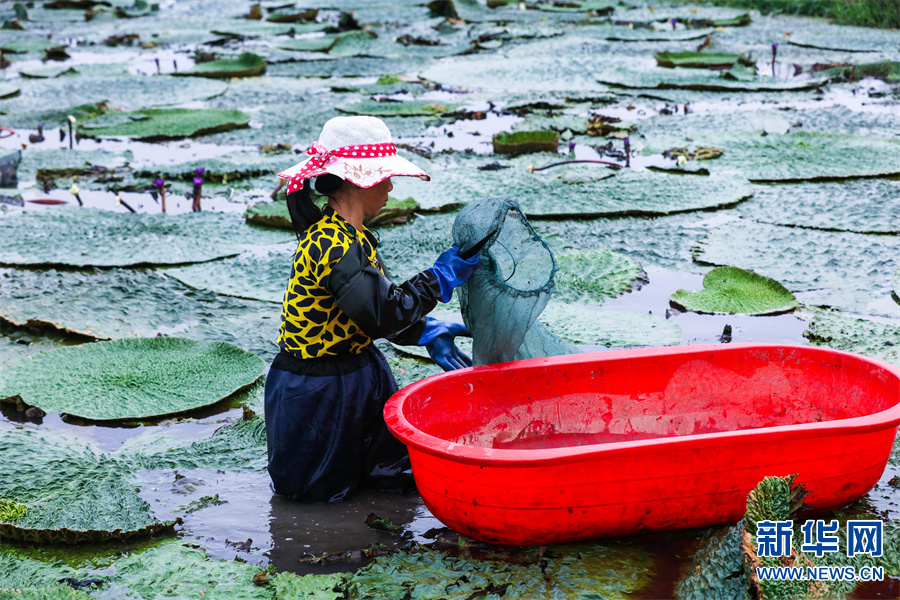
left=1, top=0, right=899, bottom=598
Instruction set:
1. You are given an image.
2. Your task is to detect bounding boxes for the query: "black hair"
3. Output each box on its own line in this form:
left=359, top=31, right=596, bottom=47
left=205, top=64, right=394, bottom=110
left=285, top=173, right=344, bottom=238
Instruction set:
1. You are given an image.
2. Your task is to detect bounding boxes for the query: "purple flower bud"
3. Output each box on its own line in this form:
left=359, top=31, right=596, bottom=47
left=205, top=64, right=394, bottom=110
left=195, top=167, right=204, bottom=176
left=193, top=176, right=203, bottom=186
left=154, top=178, right=164, bottom=187
left=772, top=43, right=778, bottom=50
left=670, top=18, right=676, bottom=24
left=568, top=141, right=576, bottom=150
left=624, top=138, right=630, bottom=145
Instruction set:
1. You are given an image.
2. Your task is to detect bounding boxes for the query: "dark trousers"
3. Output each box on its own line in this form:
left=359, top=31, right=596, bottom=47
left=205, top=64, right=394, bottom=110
left=264, top=346, right=412, bottom=503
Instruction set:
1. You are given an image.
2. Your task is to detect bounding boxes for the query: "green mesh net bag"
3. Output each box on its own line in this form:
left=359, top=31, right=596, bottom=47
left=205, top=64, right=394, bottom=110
left=452, top=197, right=579, bottom=365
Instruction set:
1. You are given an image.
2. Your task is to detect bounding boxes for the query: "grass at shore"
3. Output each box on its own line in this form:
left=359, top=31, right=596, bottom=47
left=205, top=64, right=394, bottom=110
left=686, top=0, right=900, bottom=29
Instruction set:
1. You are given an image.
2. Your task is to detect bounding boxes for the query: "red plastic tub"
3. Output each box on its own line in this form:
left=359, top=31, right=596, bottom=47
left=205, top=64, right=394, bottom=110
left=384, top=344, right=900, bottom=545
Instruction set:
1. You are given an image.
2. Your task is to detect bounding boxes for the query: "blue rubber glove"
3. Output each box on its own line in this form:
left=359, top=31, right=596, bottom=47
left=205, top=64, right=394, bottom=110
left=418, top=317, right=473, bottom=371
left=429, top=244, right=480, bottom=303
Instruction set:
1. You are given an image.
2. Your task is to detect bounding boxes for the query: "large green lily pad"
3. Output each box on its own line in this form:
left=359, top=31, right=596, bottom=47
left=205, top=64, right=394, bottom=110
left=597, top=66, right=829, bottom=91
left=738, top=179, right=900, bottom=234
left=387, top=357, right=443, bottom=390
left=79, top=108, right=251, bottom=140
left=210, top=21, right=320, bottom=38
left=338, top=99, right=462, bottom=117
left=0, top=207, right=291, bottom=267
left=347, top=544, right=653, bottom=599
left=785, top=24, right=900, bottom=53
left=694, top=220, right=900, bottom=317
left=1, top=77, right=229, bottom=127
left=0, top=39, right=67, bottom=54
left=670, top=266, right=798, bottom=315
left=582, top=24, right=714, bottom=42
left=644, top=131, right=900, bottom=182
left=395, top=156, right=753, bottom=218
left=539, top=303, right=682, bottom=347
left=639, top=110, right=792, bottom=140
left=18, top=148, right=131, bottom=181
left=0, top=337, right=264, bottom=420
left=245, top=196, right=422, bottom=230
left=1, top=538, right=279, bottom=598
left=554, top=248, right=644, bottom=303
left=173, top=52, right=266, bottom=78
left=0, top=267, right=275, bottom=341
left=0, top=83, right=21, bottom=99
left=804, top=309, right=900, bottom=368
left=0, top=427, right=178, bottom=544
left=164, top=244, right=294, bottom=304
left=655, top=51, right=753, bottom=69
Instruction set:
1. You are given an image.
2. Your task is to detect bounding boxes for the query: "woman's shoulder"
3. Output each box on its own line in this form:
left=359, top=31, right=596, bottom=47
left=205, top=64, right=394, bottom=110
left=300, top=220, right=354, bottom=262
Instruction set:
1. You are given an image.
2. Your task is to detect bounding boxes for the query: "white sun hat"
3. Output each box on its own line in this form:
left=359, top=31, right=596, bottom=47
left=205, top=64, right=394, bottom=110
left=277, top=116, right=430, bottom=193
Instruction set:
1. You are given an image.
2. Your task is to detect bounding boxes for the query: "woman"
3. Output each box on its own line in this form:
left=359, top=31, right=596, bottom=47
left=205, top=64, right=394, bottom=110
left=265, top=116, right=479, bottom=503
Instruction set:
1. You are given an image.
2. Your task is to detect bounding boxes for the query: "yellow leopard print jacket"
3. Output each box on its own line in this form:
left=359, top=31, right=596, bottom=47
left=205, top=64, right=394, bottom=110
left=277, top=207, right=441, bottom=359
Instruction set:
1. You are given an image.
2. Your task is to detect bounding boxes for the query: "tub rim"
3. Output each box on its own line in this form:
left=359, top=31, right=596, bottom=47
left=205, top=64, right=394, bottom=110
left=384, top=343, right=900, bottom=468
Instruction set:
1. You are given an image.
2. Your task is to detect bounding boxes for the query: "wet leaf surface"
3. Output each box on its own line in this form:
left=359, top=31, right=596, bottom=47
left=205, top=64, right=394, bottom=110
left=670, top=266, right=798, bottom=315
left=79, top=108, right=251, bottom=140
left=694, top=219, right=900, bottom=317
left=0, top=207, right=291, bottom=267
left=0, top=337, right=264, bottom=420
left=554, top=248, right=644, bottom=303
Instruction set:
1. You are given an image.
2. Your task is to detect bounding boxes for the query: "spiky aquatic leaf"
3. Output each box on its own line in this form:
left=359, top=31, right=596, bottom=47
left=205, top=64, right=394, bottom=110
left=694, top=220, right=900, bottom=316
left=164, top=244, right=294, bottom=303
left=738, top=179, right=900, bottom=234
left=387, top=358, right=443, bottom=389
left=0, top=207, right=291, bottom=267
left=272, top=572, right=344, bottom=600
left=644, top=131, right=900, bottom=182
left=804, top=309, right=900, bottom=368
left=654, top=51, right=753, bottom=69
left=392, top=155, right=753, bottom=219
left=173, top=52, right=266, bottom=79
left=597, top=66, right=828, bottom=91
left=0, top=267, right=276, bottom=343
left=347, top=545, right=652, bottom=599
left=554, top=249, right=644, bottom=303
left=0, top=337, right=264, bottom=420
left=670, top=266, right=798, bottom=315
left=0, top=83, right=21, bottom=99
left=0, top=428, right=176, bottom=544
left=539, top=304, right=682, bottom=347
left=338, top=99, right=461, bottom=117
left=79, top=108, right=250, bottom=140
left=1, top=77, right=229, bottom=127
left=0, top=40, right=67, bottom=54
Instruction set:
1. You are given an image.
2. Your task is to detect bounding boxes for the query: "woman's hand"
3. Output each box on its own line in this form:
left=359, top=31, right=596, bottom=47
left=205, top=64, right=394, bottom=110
left=418, top=318, right=473, bottom=371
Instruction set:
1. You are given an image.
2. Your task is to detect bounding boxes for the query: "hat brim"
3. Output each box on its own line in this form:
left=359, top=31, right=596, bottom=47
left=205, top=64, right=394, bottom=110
left=278, top=154, right=429, bottom=189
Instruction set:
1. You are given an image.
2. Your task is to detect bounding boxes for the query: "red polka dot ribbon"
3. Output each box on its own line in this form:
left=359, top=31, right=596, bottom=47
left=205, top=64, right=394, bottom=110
left=282, top=142, right=398, bottom=193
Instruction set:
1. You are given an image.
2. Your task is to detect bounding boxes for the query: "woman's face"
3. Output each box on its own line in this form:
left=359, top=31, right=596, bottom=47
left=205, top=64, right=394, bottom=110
left=360, top=177, right=392, bottom=217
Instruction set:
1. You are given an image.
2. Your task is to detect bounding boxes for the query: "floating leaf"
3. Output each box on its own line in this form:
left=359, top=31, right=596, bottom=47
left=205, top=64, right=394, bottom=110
left=0, top=267, right=275, bottom=341
left=79, top=108, right=251, bottom=141
left=554, top=248, right=644, bottom=303
left=0, top=207, right=291, bottom=267
left=0, top=427, right=178, bottom=543
left=272, top=572, right=344, bottom=600
left=164, top=244, right=293, bottom=304
left=245, top=196, right=421, bottom=230
left=0, top=83, right=22, bottom=99
left=597, top=66, right=828, bottom=91
left=654, top=51, right=753, bottom=69
left=387, top=357, right=443, bottom=390
left=694, top=220, right=900, bottom=317
left=644, top=131, right=900, bottom=182
left=492, top=130, right=559, bottom=155
left=173, top=52, right=266, bottom=79
left=347, top=545, right=653, bottom=599
left=804, top=309, right=900, bottom=368
left=738, top=179, right=900, bottom=234
left=539, top=304, right=682, bottom=347
left=670, top=266, right=798, bottom=315
left=0, top=39, right=67, bottom=54
left=391, top=155, right=753, bottom=219
left=0, top=337, right=264, bottom=421
left=338, top=99, right=461, bottom=117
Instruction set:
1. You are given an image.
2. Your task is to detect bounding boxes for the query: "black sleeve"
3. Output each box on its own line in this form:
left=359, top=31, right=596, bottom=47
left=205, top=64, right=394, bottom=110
left=324, top=240, right=441, bottom=341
